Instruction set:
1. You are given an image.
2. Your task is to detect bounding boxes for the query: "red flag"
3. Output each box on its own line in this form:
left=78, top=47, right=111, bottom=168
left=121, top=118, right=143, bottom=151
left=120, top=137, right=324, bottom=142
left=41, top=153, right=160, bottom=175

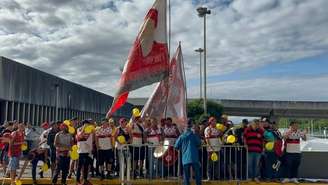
left=107, top=0, right=169, bottom=117
left=166, top=44, right=187, bottom=126
left=142, top=44, right=187, bottom=126
left=141, top=79, right=169, bottom=119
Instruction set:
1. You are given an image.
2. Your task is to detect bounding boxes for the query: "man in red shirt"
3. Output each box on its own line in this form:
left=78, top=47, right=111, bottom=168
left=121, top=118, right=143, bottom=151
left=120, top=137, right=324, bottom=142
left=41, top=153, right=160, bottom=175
left=8, top=123, right=25, bottom=185
left=244, top=119, right=264, bottom=182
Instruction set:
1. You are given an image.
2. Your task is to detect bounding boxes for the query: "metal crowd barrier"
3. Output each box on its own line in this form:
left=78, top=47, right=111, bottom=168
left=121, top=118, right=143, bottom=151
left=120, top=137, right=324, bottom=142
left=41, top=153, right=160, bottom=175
left=118, top=144, right=248, bottom=184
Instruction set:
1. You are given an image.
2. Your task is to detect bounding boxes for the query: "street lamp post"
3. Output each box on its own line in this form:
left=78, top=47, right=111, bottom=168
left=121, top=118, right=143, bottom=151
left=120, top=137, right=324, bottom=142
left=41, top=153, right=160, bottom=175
left=197, top=7, right=211, bottom=115
left=195, top=48, right=204, bottom=99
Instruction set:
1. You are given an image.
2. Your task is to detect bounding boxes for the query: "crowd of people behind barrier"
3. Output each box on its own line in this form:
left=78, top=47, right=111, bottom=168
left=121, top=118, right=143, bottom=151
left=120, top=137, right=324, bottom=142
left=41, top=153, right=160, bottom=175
left=0, top=114, right=307, bottom=185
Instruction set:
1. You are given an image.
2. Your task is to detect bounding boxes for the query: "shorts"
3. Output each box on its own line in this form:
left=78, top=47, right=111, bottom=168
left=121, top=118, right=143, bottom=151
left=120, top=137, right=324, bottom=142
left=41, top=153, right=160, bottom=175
left=130, top=146, right=145, bottom=161
left=98, top=149, right=114, bottom=165
left=8, top=157, right=20, bottom=171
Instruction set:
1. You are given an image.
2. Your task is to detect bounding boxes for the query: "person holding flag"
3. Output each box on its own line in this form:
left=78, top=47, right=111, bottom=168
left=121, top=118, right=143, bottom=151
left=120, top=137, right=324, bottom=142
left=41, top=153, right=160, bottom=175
left=129, top=110, right=146, bottom=178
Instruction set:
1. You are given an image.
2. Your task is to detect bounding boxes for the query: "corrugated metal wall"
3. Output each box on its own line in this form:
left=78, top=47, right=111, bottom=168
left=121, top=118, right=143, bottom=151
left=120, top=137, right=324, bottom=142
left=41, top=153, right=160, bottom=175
left=0, top=56, right=133, bottom=125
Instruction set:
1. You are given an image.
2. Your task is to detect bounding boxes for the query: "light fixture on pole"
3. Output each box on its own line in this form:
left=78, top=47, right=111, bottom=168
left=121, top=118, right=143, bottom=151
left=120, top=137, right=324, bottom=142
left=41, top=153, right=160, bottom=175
left=195, top=48, right=204, bottom=99
left=196, top=6, right=211, bottom=115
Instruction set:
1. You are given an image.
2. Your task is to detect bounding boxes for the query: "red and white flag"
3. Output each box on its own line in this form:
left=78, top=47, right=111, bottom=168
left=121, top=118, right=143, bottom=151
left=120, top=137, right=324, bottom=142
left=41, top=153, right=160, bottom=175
left=142, top=44, right=187, bottom=126
left=107, top=0, right=169, bottom=117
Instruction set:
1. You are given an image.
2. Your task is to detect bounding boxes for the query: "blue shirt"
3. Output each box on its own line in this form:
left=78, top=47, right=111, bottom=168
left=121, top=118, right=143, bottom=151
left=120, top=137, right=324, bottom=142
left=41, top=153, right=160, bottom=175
left=174, top=128, right=201, bottom=165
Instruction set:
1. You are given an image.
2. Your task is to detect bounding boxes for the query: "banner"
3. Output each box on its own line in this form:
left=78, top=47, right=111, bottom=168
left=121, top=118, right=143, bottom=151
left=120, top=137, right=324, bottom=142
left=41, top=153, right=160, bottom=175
left=142, top=44, right=187, bottom=126
left=107, top=0, right=169, bottom=117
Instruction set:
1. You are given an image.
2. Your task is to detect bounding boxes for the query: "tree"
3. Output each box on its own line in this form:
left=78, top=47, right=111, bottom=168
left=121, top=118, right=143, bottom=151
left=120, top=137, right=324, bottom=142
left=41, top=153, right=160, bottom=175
left=187, top=99, right=224, bottom=123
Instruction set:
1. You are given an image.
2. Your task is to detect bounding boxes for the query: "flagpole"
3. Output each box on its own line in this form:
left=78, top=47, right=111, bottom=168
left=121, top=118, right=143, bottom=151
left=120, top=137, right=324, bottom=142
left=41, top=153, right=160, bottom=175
left=180, top=42, right=188, bottom=113
left=164, top=0, right=171, bottom=118
left=168, top=0, right=171, bottom=57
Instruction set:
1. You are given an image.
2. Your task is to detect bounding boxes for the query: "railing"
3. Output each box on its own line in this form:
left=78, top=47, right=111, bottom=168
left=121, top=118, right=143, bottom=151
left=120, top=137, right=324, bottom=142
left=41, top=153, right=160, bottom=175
left=117, top=144, right=248, bottom=184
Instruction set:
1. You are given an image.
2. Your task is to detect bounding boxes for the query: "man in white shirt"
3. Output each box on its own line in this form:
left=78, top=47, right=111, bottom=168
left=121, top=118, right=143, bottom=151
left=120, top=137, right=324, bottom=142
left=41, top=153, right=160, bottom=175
left=282, top=121, right=307, bottom=184
left=204, top=117, right=223, bottom=180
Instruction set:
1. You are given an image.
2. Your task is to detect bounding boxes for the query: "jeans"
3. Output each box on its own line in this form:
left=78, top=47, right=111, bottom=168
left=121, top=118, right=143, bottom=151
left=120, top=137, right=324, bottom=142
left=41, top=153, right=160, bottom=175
left=285, top=153, right=301, bottom=179
left=52, top=156, right=70, bottom=184
left=183, top=163, right=202, bottom=185
left=248, top=152, right=261, bottom=179
left=76, top=153, right=92, bottom=182
left=147, top=147, right=159, bottom=178
left=207, top=152, right=219, bottom=180
left=31, top=154, right=49, bottom=181
left=264, top=152, right=277, bottom=179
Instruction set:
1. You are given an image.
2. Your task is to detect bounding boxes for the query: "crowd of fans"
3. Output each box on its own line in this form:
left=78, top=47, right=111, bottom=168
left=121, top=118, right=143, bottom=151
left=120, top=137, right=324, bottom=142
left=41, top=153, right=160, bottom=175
left=0, top=114, right=307, bottom=185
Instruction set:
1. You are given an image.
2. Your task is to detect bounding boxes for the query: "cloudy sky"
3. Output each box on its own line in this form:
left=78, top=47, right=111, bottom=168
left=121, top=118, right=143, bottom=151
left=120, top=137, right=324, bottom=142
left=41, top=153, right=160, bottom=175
left=1, top=0, right=328, bottom=101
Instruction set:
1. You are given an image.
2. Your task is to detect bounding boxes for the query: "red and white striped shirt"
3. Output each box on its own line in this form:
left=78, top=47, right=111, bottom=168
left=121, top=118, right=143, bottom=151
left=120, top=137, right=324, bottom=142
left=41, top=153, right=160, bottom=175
left=146, top=127, right=161, bottom=145
left=284, top=129, right=305, bottom=153
left=95, top=126, right=113, bottom=150
left=163, top=125, right=179, bottom=145
left=204, top=126, right=222, bottom=152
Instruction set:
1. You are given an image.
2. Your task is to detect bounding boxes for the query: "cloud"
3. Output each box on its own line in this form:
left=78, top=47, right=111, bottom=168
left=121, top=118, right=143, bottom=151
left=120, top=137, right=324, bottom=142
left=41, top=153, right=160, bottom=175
left=187, top=75, right=328, bottom=101
left=0, top=0, right=327, bottom=101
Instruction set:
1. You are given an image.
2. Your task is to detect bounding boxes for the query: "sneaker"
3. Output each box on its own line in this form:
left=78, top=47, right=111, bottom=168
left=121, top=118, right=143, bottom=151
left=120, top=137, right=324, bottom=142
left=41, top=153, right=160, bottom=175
left=32, top=180, right=38, bottom=185
left=292, top=178, right=300, bottom=184
left=254, top=177, right=260, bottom=183
left=282, top=178, right=290, bottom=183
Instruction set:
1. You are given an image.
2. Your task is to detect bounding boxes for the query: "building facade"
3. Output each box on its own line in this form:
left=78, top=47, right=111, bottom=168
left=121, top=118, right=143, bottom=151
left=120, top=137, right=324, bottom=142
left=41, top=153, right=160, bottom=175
left=0, top=56, right=133, bottom=125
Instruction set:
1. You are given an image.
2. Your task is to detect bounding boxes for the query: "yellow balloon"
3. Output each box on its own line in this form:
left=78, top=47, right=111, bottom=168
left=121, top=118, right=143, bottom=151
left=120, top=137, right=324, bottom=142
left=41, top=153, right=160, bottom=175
left=211, top=152, right=218, bottom=162
left=227, top=135, right=236, bottom=144
left=216, top=123, right=226, bottom=132
left=15, top=180, right=22, bottom=185
left=132, top=108, right=141, bottom=117
left=117, top=136, right=126, bottom=144
left=84, top=125, right=95, bottom=134
left=64, top=120, right=71, bottom=126
left=68, top=126, right=75, bottom=134
left=21, top=143, right=28, bottom=151
left=41, top=163, right=49, bottom=172
left=265, top=142, right=274, bottom=151
left=70, top=151, right=79, bottom=160
left=72, top=145, right=78, bottom=151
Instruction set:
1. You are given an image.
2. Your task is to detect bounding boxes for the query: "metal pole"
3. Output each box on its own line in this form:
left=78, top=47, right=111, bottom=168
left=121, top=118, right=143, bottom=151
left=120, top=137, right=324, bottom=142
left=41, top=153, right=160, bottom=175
left=203, top=14, right=207, bottom=115
left=199, top=51, right=203, bottom=99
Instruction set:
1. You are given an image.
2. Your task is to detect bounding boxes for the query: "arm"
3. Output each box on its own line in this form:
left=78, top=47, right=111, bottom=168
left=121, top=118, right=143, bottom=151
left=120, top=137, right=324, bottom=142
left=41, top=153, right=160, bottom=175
left=174, top=136, right=181, bottom=150
left=54, top=134, right=60, bottom=148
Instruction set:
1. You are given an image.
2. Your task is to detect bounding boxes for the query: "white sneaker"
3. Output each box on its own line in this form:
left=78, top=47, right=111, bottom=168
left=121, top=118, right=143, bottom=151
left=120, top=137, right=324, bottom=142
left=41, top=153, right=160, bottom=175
left=282, top=178, right=290, bottom=183
left=254, top=177, right=260, bottom=183
left=292, top=178, right=300, bottom=184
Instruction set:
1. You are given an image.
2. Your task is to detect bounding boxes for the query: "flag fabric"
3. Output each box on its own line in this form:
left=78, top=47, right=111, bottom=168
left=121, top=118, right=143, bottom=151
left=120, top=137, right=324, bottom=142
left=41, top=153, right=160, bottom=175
left=141, top=79, right=169, bottom=120
left=107, top=0, right=169, bottom=117
left=166, top=44, right=187, bottom=126
left=142, top=44, right=187, bottom=126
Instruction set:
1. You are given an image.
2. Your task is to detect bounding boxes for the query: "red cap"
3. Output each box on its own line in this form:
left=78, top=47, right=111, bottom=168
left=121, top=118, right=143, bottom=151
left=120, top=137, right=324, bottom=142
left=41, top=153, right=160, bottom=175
left=41, top=122, right=50, bottom=129
left=59, top=123, right=68, bottom=130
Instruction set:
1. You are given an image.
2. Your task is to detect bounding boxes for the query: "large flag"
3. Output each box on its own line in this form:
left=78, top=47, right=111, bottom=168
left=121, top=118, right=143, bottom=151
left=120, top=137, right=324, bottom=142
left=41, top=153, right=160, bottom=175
left=107, top=0, right=169, bottom=117
left=141, top=78, right=169, bottom=120
left=142, top=44, right=187, bottom=126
